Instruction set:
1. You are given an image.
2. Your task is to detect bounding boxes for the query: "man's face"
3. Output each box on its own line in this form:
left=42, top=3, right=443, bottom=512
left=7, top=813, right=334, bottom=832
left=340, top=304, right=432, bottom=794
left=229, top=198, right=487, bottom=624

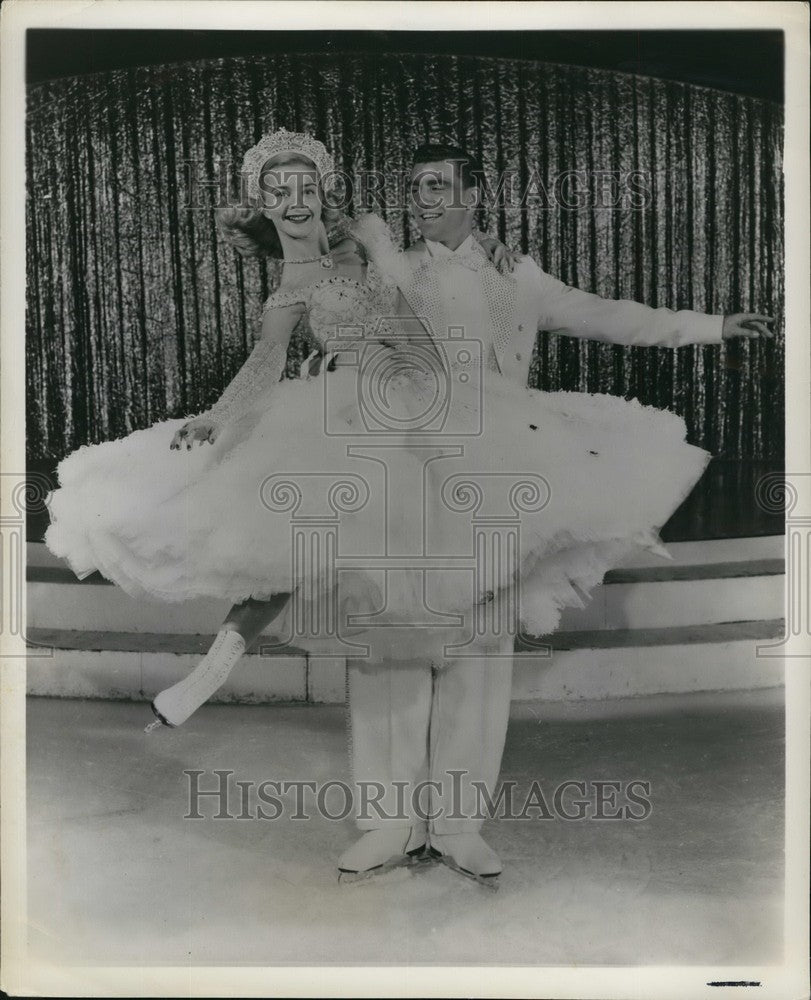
left=409, top=159, right=477, bottom=246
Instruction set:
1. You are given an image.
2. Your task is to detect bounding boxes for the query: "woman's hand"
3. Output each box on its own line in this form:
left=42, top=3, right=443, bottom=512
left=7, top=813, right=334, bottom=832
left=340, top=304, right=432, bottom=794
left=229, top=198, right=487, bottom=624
left=476, top=233, right=521, bottom=275
left=170, top=416, right=220, bottom=450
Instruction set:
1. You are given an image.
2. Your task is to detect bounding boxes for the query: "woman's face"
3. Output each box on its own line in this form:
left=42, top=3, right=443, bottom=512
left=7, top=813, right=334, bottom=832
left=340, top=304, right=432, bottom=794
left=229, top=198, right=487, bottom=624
left=259, top=158, right=323, bottom=242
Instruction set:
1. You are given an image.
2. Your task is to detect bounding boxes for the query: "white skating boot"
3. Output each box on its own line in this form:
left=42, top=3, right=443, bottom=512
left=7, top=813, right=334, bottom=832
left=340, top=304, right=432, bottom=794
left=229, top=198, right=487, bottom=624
left=145, top=627, right=246, bottom=730
left=429, top=832, right=502, bottom=888
left=338, top=825, right=429, bottom=883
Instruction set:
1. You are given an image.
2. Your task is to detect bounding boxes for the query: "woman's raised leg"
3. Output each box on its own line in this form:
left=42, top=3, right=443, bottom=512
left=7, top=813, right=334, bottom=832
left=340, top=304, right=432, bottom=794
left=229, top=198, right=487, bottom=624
left=146, top=592, right=292, bottom=731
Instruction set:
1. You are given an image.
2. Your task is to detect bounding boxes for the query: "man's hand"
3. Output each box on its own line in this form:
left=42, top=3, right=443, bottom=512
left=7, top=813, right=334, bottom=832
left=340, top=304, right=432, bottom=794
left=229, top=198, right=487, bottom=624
left=722, top=314, right=775, bottom=340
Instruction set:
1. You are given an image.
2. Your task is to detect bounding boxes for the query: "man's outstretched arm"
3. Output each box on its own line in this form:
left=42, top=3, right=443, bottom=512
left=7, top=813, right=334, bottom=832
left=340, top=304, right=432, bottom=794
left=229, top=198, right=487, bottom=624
left=524, top=259, right=774, bottom=348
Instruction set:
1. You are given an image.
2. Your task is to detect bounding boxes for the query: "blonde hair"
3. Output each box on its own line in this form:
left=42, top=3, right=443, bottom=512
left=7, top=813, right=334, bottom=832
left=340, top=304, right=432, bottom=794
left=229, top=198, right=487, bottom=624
left=216, top=152, right=345, bottom=259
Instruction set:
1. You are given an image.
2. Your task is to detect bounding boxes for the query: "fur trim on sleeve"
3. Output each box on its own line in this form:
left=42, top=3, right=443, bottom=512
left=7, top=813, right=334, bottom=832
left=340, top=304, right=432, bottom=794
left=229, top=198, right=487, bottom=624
left=347, top=212, right=412, bottom=288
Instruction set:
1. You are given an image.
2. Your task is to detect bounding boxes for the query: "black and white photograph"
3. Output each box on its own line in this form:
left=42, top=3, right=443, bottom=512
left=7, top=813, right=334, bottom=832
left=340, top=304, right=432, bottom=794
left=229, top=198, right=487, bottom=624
left=1, top=2, right=809, bottom=997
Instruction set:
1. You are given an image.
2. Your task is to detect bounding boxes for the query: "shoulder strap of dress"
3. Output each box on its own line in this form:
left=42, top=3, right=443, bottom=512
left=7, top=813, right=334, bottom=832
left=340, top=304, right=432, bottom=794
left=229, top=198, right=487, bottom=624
left=262, top=285, right=309, bottom=316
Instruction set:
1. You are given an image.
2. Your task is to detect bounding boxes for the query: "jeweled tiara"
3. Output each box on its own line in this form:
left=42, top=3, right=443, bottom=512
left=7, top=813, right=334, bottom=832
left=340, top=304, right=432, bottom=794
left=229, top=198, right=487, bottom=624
left=241, top=128, right=336, bottom=201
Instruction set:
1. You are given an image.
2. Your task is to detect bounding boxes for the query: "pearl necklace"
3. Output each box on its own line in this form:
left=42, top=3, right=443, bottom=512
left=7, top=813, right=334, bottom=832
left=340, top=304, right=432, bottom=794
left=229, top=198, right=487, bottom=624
left=285, top=251, right=334, bottom=270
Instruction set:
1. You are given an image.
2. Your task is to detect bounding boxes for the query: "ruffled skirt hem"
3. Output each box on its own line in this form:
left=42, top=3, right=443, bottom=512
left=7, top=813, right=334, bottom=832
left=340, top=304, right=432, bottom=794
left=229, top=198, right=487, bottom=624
left=44, top=373, right=710, bottom=661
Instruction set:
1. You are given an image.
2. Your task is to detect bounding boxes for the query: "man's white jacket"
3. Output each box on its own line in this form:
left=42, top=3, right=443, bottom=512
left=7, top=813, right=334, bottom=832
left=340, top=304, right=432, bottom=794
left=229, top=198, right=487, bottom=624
left=402, top=240, right=724, bottom=386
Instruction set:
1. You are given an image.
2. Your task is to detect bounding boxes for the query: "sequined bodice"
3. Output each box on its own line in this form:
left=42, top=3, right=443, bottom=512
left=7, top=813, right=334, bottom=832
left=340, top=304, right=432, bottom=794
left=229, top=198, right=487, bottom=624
left=262, top=261, right=398, bottom=351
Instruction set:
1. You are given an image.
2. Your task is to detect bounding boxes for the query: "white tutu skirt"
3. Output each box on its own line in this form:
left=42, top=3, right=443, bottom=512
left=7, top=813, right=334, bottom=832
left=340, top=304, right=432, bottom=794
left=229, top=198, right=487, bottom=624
left=45, top=363, right=711, bottom=661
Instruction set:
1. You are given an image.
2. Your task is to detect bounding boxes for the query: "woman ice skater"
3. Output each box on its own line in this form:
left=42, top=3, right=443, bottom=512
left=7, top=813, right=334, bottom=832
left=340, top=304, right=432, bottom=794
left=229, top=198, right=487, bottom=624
left=45, top=128, right=513, bottom=731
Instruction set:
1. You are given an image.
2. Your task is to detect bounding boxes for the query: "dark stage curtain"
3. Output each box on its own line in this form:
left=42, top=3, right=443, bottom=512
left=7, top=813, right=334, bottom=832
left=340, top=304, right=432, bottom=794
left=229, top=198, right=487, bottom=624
left=25, top=53, right=784, bottom=462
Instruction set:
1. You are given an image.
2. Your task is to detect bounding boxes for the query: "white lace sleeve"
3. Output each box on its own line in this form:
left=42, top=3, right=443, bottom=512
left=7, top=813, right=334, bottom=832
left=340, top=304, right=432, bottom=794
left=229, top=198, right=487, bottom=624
left=199, top=287, right=309, bottom=429
left=203, top=337, right=289, bottom=430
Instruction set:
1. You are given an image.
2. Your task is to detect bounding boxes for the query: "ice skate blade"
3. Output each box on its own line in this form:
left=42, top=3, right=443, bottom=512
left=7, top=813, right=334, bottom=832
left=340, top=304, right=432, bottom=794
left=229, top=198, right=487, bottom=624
left=143, top=701, right=176, bottom=734
left=337, top=845, right=430, bottom=885
left=428, top=847, right=501, bottom=891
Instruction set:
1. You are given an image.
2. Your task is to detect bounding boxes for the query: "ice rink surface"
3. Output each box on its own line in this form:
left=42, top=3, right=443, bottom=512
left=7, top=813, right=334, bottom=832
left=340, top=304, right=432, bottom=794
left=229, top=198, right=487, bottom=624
left=26, top=688, right=784, bottom=967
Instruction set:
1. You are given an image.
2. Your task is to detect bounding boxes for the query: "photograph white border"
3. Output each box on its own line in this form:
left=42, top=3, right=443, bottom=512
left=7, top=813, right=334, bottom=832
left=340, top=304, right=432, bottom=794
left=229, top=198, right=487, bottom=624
left=2, top=2, right=808, bottom=997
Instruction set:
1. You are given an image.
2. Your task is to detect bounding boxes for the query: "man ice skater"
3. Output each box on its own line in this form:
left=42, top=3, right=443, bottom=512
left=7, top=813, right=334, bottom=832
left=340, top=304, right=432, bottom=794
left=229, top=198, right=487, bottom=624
left=339, top=142, right=774, bottom=883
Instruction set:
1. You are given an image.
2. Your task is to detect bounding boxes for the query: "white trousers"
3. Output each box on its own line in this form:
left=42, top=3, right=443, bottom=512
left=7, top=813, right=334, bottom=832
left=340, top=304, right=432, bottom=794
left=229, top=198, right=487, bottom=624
left=346, top=627, right=514, bottom=834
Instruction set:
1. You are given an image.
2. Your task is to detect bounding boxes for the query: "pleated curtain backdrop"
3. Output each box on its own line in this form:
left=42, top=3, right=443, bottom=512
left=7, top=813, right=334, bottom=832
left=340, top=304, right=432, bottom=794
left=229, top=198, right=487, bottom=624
left=25, top=53, right=784, bottom=462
